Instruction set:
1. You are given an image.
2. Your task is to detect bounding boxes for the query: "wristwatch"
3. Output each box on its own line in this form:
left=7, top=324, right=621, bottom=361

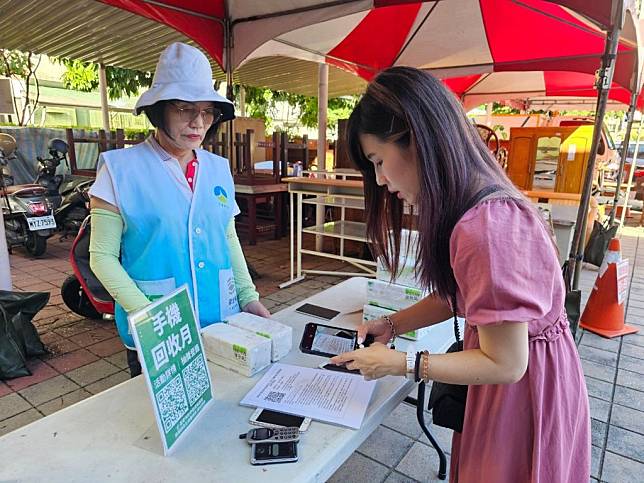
left=405, top=348, right=417, bottom=380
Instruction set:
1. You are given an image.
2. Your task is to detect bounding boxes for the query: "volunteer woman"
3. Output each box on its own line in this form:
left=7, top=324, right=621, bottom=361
left=89, top=43, right=269, bottom=376
left=331, top=67, right=590, bottom=482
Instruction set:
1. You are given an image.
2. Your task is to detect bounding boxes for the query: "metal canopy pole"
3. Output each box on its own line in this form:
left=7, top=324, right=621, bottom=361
left=610, top=88, right=640, bottom=226
left=569, top=0, right=624, bottom=291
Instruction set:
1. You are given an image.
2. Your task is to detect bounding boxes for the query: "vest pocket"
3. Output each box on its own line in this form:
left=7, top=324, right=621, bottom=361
left=133, top=277, right=177, bottom=301
left=219, top=268, right=240, bottom=318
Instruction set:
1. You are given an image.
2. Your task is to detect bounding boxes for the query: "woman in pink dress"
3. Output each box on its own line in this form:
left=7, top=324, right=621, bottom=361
left=331, top=67, right=590, bottom=482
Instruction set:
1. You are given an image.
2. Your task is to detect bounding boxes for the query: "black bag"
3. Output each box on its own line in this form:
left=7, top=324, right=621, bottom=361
left=583, top=220, right=618, bottom=267
left=0, top=291, right=49, bottom=357
left=561, top=261, right=581, bottom=331
left=0, top=303, right=30, bottom=379
left=426, top=186, right=503, bottom=433
left=0, top=290, right=49, bottom=380
left=428, top=294, right=467, bottom=433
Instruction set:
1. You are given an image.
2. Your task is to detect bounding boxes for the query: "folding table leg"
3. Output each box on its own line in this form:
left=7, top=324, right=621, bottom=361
left=404, top=383, right=447, bottom=480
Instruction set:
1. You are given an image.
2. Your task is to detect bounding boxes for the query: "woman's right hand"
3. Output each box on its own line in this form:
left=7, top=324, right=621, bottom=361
left=357, top=318, right=394, bottom=345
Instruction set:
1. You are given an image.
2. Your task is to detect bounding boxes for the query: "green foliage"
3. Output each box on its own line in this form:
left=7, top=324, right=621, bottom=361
left=57, top=58, right=153, bottom=101
left=0, top=49, right=33, bottom=78
left=240, top=85, right=358, bottom=134
left=0, top=49, right=41, bottom=125
left=491, top=102, right=520, bottom=115
left=491, top=124, right=508, bottom=140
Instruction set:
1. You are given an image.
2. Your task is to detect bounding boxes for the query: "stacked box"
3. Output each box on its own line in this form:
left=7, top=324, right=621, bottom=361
left=376, top=257, right=422, bottom=289
left=362, top=304, right=431, bottom=341
left=366, top=279, right=426, bottom=311
left=225, top=312, right=292, bottom=362
left=366, top=229, right=432, bottom=341
left=201, top=323, right=271, bottom=377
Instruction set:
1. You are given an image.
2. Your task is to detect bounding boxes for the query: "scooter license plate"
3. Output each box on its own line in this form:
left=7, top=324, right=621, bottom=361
left=27, top=215, right=56, bottom=231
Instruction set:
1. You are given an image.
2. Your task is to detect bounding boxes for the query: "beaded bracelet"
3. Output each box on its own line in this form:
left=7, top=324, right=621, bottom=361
left=383, top=315, right=397, bottom=345
left=422, top=350, right=430, bottom=383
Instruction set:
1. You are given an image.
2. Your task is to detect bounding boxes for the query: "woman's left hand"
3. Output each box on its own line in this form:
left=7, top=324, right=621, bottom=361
left=242, top=300, right=271, bottom=318
left=330, top=343, right=406, bottom=381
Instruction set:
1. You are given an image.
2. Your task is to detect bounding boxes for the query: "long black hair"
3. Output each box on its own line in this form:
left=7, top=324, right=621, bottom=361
left=347, top=66, right=523, bottom=300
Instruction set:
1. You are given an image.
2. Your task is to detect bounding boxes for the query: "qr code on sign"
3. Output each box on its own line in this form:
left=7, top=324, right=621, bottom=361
left=182, top=354, right=210, bottom=405
left=265, top=391, right=285, bottom=403
left=155, top=374, right=189, bottom=433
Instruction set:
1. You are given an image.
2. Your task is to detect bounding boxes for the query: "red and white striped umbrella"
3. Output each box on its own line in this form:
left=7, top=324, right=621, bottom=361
left=444, top=70, right=644, bottom=111
left=99, top=0, right=641, bottom=94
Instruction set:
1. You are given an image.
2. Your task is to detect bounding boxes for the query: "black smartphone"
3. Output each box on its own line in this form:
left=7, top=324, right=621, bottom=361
left=299, top=322, right=373, bottom=358
left=319, top=362, right=361, bottom=375
left=294, top=303, right=340, bottom=320
left=250, top=441, right=298, bottom=465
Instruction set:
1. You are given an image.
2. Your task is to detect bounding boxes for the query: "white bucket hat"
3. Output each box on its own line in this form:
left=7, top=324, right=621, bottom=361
left=134, top=42, right=234, bottom=123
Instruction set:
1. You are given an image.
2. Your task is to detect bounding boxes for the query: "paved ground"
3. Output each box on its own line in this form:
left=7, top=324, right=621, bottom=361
left=1, top=226, right=643, bottom=482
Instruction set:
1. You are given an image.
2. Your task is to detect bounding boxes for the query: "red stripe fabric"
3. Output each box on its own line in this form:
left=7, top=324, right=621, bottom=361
left=543, top=71, right=638, bottom=108
left=480, top=0, right=636, bottom=91
left=326, top=3, right=423, bottom=80
left=543, top=1, right=612, bottom=29
left=443, top=75, right=485, bottom=97
left=98, top=0, right=224, bottom=66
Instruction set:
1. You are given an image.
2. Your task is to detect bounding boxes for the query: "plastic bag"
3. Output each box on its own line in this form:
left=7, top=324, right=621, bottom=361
left=0, top=290, right=49, bottom=357
left=0, top=290, right=50, bottom=379
left=0, top=303, right=30, bottom=379
left=583, top=221, right=619, bottom=267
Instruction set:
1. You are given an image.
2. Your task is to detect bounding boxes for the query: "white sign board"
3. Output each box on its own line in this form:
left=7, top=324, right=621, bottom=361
left=616, top=259, right=629, bottom=305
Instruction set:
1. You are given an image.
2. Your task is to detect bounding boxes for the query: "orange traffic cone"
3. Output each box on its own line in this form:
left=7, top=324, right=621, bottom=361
left=580, top=238, right=639, bottom=338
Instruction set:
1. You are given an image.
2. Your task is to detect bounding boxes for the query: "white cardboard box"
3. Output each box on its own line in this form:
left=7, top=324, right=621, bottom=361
left=201, top=323, right=271, bottom=377
left=366, top=279, right=427, bottom=312
left=225, top=312, right=292, bottom=362
left=362, top=304, right=432, bottom=341
left=376, top=257, right=423, bottom=289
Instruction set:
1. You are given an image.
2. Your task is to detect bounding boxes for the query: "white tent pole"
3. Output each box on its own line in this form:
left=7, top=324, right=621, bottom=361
left=98, top=63, right=110, bottom=132
left=610, top=90, right=639, bottom=225
left=0, top=210, right=11, bottom=290
left=315, top=63, right=329, bottom=252
left=485, top=103, right=493, bottom=126
left=620, top=115, right=643, bottom=227
left=239, top=85, right=246, bottom=117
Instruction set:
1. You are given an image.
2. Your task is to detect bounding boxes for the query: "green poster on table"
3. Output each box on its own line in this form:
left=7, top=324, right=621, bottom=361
left=128, top=285, right=213, bottom=455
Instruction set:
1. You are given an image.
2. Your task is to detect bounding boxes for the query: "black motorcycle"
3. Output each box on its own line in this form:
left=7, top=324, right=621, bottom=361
left=34, top=139, right=92, bottom=237
left=0, top=134, right=56, bottom=256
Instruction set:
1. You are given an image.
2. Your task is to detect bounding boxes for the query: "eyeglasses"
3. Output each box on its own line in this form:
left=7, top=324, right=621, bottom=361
left=170, top=102, right=223, bottom=125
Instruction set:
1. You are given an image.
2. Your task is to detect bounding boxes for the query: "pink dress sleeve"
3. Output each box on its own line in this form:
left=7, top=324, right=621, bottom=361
left=449, top=199, right=563, bottom=326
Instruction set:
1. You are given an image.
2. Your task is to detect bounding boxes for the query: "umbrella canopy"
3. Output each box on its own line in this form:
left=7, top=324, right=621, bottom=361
left=445, top=70, right=644, bottom=111
left=0, top=1, right=640, bottom=98
left=96, top=1, right=640, bottom=88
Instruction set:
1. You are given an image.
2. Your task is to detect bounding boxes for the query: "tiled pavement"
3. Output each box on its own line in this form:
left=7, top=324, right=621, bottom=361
left=1, top=226, right=644, bottom=482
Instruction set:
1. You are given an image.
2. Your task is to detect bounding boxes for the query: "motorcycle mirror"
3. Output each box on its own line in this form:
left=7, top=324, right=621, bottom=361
left=48, top=138, right=68, bottom=155
left=0, top=133, right=17, bottom=157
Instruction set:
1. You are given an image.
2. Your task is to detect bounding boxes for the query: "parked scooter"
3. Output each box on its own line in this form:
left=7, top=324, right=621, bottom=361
left=61, top=216, right=114, bottom=319
left=0, top=134, right=56, bottom=256
left=34, top=139, right=92, bottom=237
